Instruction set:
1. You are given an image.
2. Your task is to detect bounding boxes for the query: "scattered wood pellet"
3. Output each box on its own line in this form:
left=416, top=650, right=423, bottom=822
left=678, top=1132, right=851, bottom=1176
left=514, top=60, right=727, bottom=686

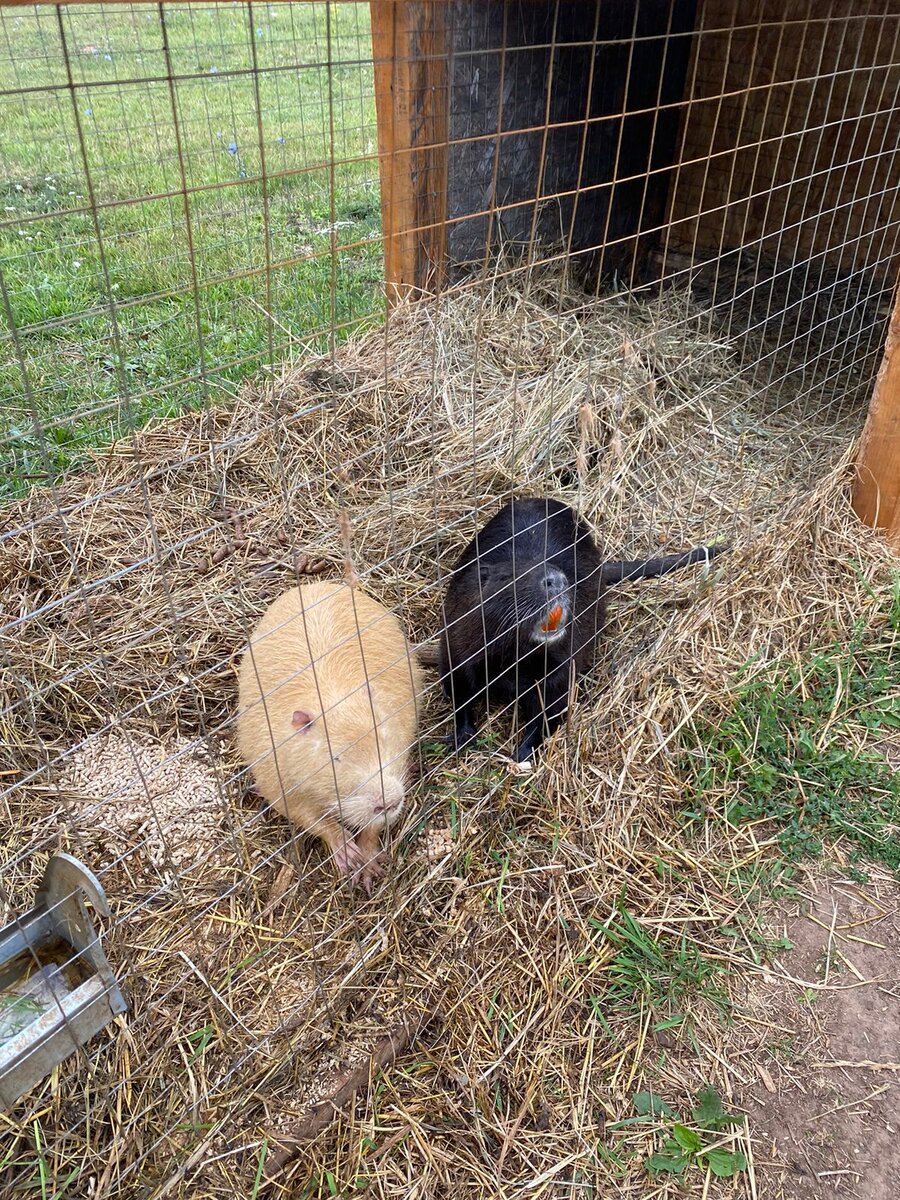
left=228, top=510, right=248, bottom=547
left=57, top=732, right=226, bottom=873
left=424, top=826, right=453, bottom=863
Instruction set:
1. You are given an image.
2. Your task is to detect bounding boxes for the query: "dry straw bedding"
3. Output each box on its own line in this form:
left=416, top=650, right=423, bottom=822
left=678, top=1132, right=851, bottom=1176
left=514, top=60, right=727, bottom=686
left=0, top=272, right=896, bottom=1198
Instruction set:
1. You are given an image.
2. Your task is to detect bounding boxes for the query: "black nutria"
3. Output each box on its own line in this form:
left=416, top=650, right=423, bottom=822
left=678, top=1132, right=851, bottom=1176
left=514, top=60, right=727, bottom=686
left=438, top=497, right=727, bottom=763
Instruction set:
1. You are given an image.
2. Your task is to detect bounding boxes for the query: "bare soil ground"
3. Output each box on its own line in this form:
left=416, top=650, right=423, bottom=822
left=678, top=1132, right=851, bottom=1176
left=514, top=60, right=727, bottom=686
left=736, top=870, right=900, bottom=1200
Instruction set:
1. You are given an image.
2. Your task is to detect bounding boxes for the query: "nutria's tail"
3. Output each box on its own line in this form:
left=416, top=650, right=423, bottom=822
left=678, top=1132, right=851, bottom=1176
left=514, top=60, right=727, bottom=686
left=600, top=541, right=728, bottom=586
left=415, top=641, right=441, bottom=670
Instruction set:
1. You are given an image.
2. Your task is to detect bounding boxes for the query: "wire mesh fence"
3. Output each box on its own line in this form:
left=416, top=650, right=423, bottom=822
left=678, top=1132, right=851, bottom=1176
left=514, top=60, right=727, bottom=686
left=2, top=2, right=899, bottom=1197
left=0, top=0, right=381, bottom=493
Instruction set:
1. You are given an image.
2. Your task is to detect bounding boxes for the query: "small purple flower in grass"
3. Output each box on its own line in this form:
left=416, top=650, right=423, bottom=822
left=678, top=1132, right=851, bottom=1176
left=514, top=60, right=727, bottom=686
left=209, top=66, right=218, bottom=74
left=227, top=142, right=238, bottom=155
left=85, top=108, right=92, bottom=116
left=276, top=136, right=285, bottom=145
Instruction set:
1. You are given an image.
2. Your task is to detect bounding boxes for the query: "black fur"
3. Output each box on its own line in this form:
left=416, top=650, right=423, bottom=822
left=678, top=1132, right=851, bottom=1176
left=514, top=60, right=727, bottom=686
left=599, top=545, right=726, bottom=585
left=438, top=497, right=726, bottom=763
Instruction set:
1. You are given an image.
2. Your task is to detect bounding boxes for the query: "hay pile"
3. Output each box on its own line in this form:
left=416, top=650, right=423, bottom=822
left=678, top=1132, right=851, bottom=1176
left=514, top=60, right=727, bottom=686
left=0, top=271, right=895, bottom=1198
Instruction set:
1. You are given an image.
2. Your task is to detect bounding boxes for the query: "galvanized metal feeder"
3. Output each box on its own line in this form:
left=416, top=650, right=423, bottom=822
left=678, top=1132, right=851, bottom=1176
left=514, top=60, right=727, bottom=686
left=0, top=853, right=127, bottom=1109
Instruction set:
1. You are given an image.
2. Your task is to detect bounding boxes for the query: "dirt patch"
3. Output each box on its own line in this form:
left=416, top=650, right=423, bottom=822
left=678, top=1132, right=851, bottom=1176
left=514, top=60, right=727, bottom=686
left=874, top=736, right=900, bottom=773
left=737, top=871, right=900, bottom=1199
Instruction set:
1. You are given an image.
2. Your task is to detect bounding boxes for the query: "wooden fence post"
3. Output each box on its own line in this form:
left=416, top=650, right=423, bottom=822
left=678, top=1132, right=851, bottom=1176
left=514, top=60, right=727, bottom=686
left=853, top=280, right=900, bottom=548
left=370, top=1, right=449, bottom=306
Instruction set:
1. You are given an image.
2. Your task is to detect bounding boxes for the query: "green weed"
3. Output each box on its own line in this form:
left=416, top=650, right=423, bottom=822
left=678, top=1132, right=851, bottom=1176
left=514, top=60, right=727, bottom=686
left=486, top=989, right=517, bottom=1042
left=184, top=1023, right=216, bottom=1065
left=249, top=1139, right=268, bottom=1200
left=609, top=1087, right=747, bottom=1180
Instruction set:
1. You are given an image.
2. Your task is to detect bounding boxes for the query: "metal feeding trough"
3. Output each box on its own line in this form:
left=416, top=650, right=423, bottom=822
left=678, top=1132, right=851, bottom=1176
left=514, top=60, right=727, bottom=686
left=0, top=853, right=127, bottom=1109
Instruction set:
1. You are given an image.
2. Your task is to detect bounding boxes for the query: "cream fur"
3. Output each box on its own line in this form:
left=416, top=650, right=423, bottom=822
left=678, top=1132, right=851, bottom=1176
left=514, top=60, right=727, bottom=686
left=237, top=582, right=422, bottom=844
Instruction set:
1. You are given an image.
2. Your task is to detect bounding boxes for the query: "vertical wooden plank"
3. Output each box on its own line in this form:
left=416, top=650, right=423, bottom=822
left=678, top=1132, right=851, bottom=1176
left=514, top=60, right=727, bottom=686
left=370, top=2, right=449, bottom=305
left=371, top=1, right=417, bottom=301
left=853, top=280, right=900, bottom=544
left=888, top=491, right=900, bottom=549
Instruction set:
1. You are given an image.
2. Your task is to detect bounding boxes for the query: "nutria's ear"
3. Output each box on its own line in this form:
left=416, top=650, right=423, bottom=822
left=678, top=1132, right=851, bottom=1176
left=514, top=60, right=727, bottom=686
left=292, top=710, right=315, bottom=732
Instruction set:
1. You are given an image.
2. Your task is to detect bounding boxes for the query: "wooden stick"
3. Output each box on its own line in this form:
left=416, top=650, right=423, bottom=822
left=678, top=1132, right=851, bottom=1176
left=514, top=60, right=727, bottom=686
left=853, top=279, right=900, bottom=544
left=263, top=1002, right=439, bottom=1179
left=810, top=1059, right=900, bottom=1071
left=340, top=510, right=360, bottom=589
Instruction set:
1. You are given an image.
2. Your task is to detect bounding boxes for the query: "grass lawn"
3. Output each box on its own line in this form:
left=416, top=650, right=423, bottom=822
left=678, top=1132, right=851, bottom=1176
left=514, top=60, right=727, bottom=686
left=683, top=576, right=900, bottom=879
left=0, top=2, right=383, bottom=496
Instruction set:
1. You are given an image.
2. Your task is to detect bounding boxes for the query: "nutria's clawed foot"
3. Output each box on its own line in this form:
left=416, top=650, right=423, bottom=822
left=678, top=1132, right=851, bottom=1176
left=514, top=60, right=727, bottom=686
left=332, top=835, right=368, bottom=880
left=352, top=851, right=387, bottom=896
left=332, top=835, right=387, bottom=896
left=441, top=726, right=476, bottom=756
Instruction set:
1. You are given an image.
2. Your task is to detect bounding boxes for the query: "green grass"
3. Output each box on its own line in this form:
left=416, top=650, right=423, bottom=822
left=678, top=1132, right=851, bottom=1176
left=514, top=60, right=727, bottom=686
left=683, top=574, right=900, bottom=874
left=585, top=907, right=729, bottom=1022
left=0, top=3, right=383, bottom=496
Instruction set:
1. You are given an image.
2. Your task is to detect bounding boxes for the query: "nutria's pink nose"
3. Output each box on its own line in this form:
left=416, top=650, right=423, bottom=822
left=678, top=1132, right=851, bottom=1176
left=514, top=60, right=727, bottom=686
left=375, top=793, right=403, bottom=815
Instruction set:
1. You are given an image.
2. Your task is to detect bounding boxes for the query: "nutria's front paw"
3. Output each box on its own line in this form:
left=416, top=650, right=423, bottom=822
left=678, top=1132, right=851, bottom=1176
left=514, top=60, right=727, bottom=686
left=442, top=725, right=476, bottom=755
left=513, top=737, right=539, bottom=764
left=346, top=850, right=387, bottom=896
left=332, top=835, right=367, bottom=879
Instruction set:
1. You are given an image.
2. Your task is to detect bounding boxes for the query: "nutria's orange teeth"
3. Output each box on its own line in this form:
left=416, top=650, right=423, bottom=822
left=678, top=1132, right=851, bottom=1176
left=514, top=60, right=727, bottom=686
left=541, top=604, right=564, bottom=632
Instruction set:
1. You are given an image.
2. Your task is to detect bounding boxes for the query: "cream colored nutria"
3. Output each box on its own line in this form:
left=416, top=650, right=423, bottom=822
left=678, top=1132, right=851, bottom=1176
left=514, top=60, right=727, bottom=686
left=237, top=582, right=422, bottom=892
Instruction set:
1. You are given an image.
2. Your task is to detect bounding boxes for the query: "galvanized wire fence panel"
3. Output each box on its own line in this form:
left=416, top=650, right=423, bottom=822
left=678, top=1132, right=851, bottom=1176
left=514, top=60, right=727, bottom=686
left=0, top=1, right=381, bottom=492
left=1, top=2, right=898, bottom=1197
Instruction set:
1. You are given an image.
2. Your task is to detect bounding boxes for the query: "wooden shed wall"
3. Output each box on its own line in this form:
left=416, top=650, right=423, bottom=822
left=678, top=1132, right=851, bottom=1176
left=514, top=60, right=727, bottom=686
left=667, top=0, right=900, bottom=283
left=445, top=0, right=695, bottom=280
left=374, top=1, right=900, bottom=300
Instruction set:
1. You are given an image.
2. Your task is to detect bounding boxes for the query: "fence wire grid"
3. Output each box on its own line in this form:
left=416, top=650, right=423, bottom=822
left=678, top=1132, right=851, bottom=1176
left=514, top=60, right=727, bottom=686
left=1, top=1, right=899, bottom=1198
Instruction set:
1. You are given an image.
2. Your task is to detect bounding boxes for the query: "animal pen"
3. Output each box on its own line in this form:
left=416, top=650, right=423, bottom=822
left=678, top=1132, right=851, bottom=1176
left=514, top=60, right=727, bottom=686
left=1, top=0, right=899, bottom=1196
